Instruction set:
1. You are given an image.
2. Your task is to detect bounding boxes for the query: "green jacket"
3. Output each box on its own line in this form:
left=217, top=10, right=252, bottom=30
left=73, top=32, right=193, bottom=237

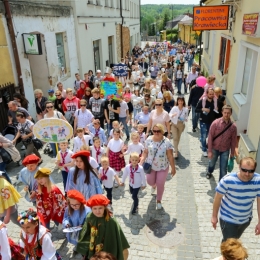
left=76, top=213, right=130, bottom=260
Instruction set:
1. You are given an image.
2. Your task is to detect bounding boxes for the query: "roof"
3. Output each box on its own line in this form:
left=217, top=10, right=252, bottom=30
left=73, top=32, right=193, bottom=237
left=178, top=16, right=193, bottom=26
left=165, top=15, right=186, bottom=29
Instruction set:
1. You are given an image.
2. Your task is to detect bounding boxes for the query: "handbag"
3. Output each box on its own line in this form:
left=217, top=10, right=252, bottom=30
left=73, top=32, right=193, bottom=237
left=0, top=147, right=12, bottom=164
left=143, top=138, right=165, bottom=174
left=32, top=138, right=43, bottom=150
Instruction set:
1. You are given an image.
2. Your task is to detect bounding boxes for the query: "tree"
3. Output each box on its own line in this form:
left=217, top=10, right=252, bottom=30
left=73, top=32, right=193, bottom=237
left=162, top=10, right=170, bottom=29
left=151, top=24, right=156, bottom=36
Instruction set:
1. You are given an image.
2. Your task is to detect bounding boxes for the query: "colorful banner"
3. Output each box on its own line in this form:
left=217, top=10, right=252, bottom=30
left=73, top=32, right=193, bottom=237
left=113, top=64, right=128, bottom=77
left=193, top=5, right=229, bottom=31
left=100, top=81, right=123, bottom=100
left=242, top=13, right=259, bottom=37
left=33, top=118, right=73, bottom=143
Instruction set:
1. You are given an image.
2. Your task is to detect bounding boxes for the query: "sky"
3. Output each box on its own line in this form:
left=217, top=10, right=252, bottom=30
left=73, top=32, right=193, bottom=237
left=141, top=0, right=198, bottom=4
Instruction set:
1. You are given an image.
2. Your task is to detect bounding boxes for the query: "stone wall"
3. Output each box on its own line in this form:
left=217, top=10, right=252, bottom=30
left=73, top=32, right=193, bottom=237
left=116, top=24, right=130, bottom=60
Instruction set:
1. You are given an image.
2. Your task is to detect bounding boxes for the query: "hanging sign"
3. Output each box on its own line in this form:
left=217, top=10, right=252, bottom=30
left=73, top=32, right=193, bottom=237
left=113, top=64, right=128, bottom=77
left=242, top=13, right=260, bottom=37
left=22, top=33, right=43, bottom=55
left=193, top=5, right=229, bottom=31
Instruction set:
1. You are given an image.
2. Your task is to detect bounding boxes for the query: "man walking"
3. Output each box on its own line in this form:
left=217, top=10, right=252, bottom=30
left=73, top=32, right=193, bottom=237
left=211, top=157, right=260, bottom=242
left=206, top=105, right=237, bottom=180
left=195, top=88, right=216, bottom=157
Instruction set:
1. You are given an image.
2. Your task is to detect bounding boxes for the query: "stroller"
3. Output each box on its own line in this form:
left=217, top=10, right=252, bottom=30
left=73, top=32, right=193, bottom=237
left=2, top=124, right=20, bottom=142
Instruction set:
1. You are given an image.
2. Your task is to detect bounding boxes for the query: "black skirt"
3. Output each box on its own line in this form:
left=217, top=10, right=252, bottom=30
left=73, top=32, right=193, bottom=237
left=127, top=101, right=133, bottom=114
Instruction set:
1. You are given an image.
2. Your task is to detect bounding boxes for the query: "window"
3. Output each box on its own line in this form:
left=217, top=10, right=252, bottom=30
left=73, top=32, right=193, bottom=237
left=218, top=37, right=231, bottom=74
left=93, top=40, right=101, bottom=73
left=56, top=32, right=70, bottom=78
left=105, top=0, right=110, bottom=7
left=241, top=48, right=253, bottom=96
left=108, top=36, right=113, bottom=66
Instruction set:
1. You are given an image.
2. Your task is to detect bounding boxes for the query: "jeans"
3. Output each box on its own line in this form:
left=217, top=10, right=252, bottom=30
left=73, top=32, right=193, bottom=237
left=191, top=105, right=200, bottom=130
left=133, top=107, right=141, bottom=119
left=119, top=117, right=130, bottom=138
left=188, top=60, right=193, bottom=71
left=61, top=170, right=68, bottom=191
left=50, top=143, right=57, bottom=157
left=129, top=185, right=140, bottom=211
left=208, top=149, right=230, bottom=181
left=220, top=218, right=251, bottom=242
left=176, top=79, right=182, bottom=93
left=0, top=161, right=11, bottom=184
left=200, top=121, right=211, bottom=152
left=104, top=186, right=113, bottom=204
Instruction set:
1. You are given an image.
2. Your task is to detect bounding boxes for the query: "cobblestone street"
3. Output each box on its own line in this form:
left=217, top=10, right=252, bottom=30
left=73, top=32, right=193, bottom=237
left=5, top=99, right=260, bottom=260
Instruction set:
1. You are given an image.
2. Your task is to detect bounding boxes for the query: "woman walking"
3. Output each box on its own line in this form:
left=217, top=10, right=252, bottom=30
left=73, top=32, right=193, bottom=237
left=140, top=124, right=176, bottom=209
left=175, top=65, right=184, bottom=95
left=34, top=89, right=48, bottom=120
left=54, top=90, right=65, bottom=115
left=169, top=97, right=189, bottom=159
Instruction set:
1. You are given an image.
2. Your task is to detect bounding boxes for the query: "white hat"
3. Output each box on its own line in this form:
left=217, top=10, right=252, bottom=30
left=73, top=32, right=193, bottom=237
left=97, top=70, right=101, bottom=73
left=105, top=67, right=111, bottom=74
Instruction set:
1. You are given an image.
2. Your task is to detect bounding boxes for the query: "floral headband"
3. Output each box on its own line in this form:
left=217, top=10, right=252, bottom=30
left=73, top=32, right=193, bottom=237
left=17, top=208, right=39, bottom=225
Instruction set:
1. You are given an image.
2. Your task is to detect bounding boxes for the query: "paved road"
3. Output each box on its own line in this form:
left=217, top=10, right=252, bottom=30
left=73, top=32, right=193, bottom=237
left=5, top=92, right=260, bottom=259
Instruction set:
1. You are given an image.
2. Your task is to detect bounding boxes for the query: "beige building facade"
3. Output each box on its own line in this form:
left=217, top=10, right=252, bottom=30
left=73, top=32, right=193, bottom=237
left=201, top=0, right=260, bottom=171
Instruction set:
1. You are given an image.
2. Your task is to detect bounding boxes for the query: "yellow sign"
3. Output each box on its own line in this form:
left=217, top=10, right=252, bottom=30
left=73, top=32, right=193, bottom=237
left=33, top=118, right=73, bottom=143
left=193, top=5, right=229, bottom=31
left=196, top=31, right=201, bottom=36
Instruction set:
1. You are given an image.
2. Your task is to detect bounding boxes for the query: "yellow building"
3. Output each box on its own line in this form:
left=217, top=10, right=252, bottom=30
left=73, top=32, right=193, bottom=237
left=178, top=16, right=197, bottom=45
left=201, top=0, right=260, bottom=171
left=0, top=16, right=15, bottom=85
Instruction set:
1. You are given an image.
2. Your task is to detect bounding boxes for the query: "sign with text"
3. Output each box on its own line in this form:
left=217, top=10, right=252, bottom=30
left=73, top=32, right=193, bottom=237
left=100, top=81, right=123, bottom=100
left=33, top=118, right=73, bottom=143
left=193, top=6, right=229, bottom=31
left=113, top=63, right=128, bottom=77
left=242, top=13, right=260, bottom=37
left=22, top=33, right=43, bottom=55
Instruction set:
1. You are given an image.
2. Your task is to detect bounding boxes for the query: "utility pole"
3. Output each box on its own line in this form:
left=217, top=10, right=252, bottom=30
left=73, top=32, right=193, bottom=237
left=199, top=0, right=203, bottom=66
left=3, top=0, right=24, bottom=94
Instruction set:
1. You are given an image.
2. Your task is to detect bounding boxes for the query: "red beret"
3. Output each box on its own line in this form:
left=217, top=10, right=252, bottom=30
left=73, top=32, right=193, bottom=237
left=67, top=190, right=87, bottom=205
left=71, top=150, right=90, bottom=159
left=86, top=194, right=110, bottom=208
left=22, top=155, right=40, bottom=166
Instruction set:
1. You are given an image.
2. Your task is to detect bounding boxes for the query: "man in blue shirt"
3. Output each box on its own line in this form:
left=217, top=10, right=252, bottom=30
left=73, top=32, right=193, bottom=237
left=211, top=157, right=260, bottom=242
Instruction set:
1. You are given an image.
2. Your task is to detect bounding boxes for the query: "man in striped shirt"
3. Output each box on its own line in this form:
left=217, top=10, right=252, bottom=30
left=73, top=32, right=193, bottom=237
left=211, top=157, right=260, bottom=242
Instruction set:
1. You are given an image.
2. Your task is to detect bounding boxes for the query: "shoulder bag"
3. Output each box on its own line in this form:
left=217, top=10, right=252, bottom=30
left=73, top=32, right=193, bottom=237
left=213, top=122, right=233, bottom=141
left=143, top=138, right=165, bottom=174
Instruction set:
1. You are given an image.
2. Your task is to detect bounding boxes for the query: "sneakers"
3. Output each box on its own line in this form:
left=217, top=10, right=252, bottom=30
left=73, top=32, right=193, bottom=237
left=214, top=109, right=219, bottom=113
left=192, top=128, right=196, bottom=132
left=151, top=187, right=156, bottom=194
left=206, top=172, right=212, bottom=179
left=132, top=208, right=138, bottom=215
left=157, top=203, right=162, bottom=210
left=21, top=145, right=26, bottom=150
left=203, top=151, right=208, bottom=157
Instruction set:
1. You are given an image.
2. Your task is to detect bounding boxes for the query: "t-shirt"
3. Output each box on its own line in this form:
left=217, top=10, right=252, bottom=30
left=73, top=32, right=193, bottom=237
left=99, top=167, right=116, bottom=188
left=56, top=149, right=73, bottom=172
left=17, top=119, right=35, bottom=142
left=74, top=109, right=94, bottom=128
left=119, top=101, right=128, bottom=118
left=144, top=137, right=174, bottom=171
left=216, top=172, right=260, bottom=224
left=149, top=110, right=170, bottom=132
left=107, top=138, right=124, bottom=153
left=44, top=111, right=63, bottom=119
left=135, top=112, right=150, bottom=125
left=88, top=97, right=105, bottom=118
left=8, top=107, right=30, bottom=124
left=105, top=100, right=120, bottom=121
left=125, top=143, right=144, bottom=155
left=141, top=97, right=155, bottom=111
left=90, top=145, right=106, bottom=164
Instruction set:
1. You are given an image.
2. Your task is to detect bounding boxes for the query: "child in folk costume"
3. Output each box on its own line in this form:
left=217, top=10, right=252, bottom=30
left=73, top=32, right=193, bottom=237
left=108, top=121, right=124, bottom=141
left=120, top=152, right=146, bottom=215
left=86, top=119, right=107, bottom=146
left=18, top=155, right=42, bottom=204
left=62, top=190, right=91, bottom=249
left=18, top=208, right=59, bottom=260
left=76, top=195, right=130, bottom=260
left=66, top=151, right=102, bottom=200
left=90, top=137, right=106, bottom=166
left=73, top=128, right=93, bottom=153
left=34, top=168, right=67, bottom=229
left=0, top=172, right=21, bottom=226
left=98, top=157, right=120, bottom=206
left=55, top=141, right=74, bottom=191
left=107, top=129, right=125, bottom=187
left=124, top=132, right=144, bottom=161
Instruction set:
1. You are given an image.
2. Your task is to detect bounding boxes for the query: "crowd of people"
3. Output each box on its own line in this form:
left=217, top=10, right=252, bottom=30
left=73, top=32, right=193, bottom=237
left=0, top=41, right=258, bottom=260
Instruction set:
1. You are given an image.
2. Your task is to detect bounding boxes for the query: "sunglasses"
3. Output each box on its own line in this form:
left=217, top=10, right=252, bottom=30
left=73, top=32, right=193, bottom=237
left=80, top=104, right=86, bottom=107
left=241, top=167, right=255, bottom=174
left=155, top=104, right=162, bottom=106
left=153, top=130, right=161, bottom=133
left=46, top=106, right=53, bottom=109
left=55, top=94, right=61, bottom=97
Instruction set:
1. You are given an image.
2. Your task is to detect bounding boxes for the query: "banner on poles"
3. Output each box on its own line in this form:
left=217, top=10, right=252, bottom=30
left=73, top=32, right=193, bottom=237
left=100, top=81, right=123, bottom=100
left=33, top=118, right=73, bottom=143
left=113, top=64, right=128, bottom=77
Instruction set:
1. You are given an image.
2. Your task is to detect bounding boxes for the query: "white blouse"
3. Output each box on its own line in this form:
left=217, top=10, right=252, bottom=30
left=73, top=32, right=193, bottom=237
left=169, top=106, right=189, bottom=125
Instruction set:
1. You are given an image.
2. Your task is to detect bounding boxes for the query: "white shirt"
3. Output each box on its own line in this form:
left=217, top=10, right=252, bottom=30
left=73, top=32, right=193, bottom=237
left=74, top=109, right=94, bottom=128
left=125, top=143, right=144, bottom=155
left=56, top=149, right=73, bottom=172
left=89, top=156, right=99, bottom=169
left=157, top=91, right=173, bottom=100
left=119, top=101, right=129, bottom=118
left=0, top=221, right=11, bottom=260
left=99, top=167, right=116, bottom=188
left=107, top=138, right=124, bottom=153
left=169, top=106, right=189, bottom=125
left=90, top=145, right=106, bottom=164
left=73, top=135, right=93, bottom=153
left=122, top=164, right=146, bottom=188
left=187, top=71, right=198, bottom=84
left=20, top=225, right=56, bottom=260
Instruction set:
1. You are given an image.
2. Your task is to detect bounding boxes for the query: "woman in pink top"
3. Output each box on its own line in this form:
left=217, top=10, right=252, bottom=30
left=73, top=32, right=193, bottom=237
left=146, top=99, right=170, bottom=138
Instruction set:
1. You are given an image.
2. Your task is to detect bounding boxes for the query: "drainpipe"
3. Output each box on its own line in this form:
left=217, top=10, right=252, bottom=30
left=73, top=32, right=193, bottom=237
left=3, top=0, right=24, bottom=94
left=119, top=0, right=124, bottom=58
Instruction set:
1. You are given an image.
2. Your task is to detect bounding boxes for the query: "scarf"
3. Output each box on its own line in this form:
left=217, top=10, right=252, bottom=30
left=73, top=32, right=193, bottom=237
left=60, top=151, right=69, bottom=172
left=95, top=146, right=101, bottom=162
left=130, top=164, right=138, bottom=184
left=95, top=128, right=100, bottom=137
left=101, top=168, right=108, bottom=181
